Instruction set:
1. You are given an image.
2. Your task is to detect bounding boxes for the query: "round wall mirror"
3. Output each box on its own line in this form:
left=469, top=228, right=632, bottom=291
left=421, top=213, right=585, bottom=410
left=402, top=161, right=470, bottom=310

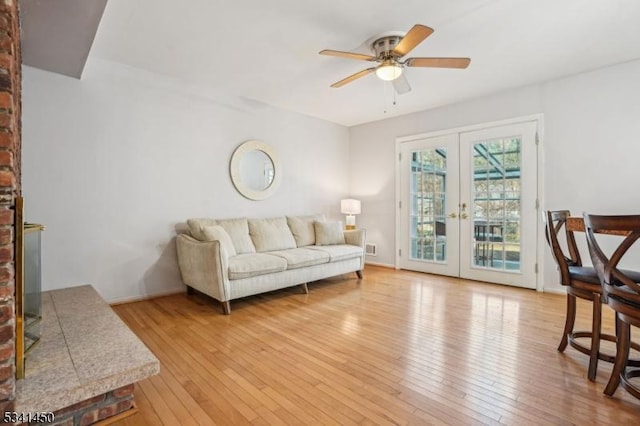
left=230, top=140, right=281, bottom=200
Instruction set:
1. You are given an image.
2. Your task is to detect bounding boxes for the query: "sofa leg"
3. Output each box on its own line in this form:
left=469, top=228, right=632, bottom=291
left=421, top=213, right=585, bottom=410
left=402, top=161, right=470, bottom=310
left=186, top=285, right=195, bottom=295
left=221, top=301, right=231, bottom=315
left=301, top=283, right=309, bottom=294
left=356, top=270, right=363, bottom=279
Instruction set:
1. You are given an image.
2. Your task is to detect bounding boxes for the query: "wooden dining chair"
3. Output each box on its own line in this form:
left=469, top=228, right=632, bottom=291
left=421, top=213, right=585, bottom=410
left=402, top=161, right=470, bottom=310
left=584, top=214, right=640, bottom=399
left=544, top=210, right=616, bottom=381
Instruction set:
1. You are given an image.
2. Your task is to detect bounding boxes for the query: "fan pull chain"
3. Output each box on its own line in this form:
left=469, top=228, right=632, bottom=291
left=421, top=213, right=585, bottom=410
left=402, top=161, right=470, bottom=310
left=383, top=80, right=389, bottom=114
left=382, top=81, right=398, bottom=114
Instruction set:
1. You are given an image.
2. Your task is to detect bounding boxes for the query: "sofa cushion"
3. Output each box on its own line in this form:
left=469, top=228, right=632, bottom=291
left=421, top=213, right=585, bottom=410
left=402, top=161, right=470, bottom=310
left=314, top=221, right=345, bottom=245
left=216, top=218, right=256, bottom=254
left=228, top=253, right=287, bottom=280
left=269, top=248, right=330, bottom=270
left=287, top=215, right=323, bottom=247
left=249, top=217, right=297, bottom=252
left=187, top=218, right=217, bottom=241
left=202, top=225, right=237, bottom=260
left=308, top=244, right=363, bottom=262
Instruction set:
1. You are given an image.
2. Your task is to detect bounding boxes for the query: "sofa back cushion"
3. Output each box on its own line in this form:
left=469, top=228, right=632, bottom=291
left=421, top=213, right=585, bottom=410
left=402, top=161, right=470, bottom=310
left=249, top=217, right=297, bottom=252
left=215, top=218, right=256, bottom=254
left=314, top=221, right=346, bottom=245
left=201, top=225, right=237, bottom=260
left=287, top=215, right=324, bottom=247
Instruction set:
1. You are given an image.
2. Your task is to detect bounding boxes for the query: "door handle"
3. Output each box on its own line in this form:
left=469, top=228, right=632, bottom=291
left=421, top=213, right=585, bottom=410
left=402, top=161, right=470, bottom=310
left=448, top=212, right=458, bottom=219
left=460, top=213, right=469, bottom=219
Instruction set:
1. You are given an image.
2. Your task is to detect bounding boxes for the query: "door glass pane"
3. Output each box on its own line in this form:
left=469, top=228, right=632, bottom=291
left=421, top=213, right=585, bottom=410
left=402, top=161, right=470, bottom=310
left=471, top=137, right=521, bottom=271
left=410, top=149, right=446, bottom=262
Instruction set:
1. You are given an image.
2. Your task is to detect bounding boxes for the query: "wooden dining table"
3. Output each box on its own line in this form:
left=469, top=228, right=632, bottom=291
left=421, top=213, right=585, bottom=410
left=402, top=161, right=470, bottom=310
left=566, top=216, right=630, bottom=236
left=566, top=217, right=586, bottom=232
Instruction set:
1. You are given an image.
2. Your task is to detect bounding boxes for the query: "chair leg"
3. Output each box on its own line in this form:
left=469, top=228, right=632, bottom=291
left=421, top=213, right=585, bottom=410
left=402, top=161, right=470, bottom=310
left=356, top=270, right=363, bottom=279
left=221, top=301, right=231, bottom=315
left=558, top=294, right=576, bottom=352
left=300, top=283, right=309, bottom=294
left=587, top=293, right=602, bottom=381
left=604, top=314, right=630, bottom=396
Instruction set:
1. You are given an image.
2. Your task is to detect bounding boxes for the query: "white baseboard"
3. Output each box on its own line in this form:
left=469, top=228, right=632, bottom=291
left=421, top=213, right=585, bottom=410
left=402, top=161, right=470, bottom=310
left=109, top=287, right=185, bottom=305
left=540, top=286, right=566, bottom=295
left=365, top=261, right=396, bottom=269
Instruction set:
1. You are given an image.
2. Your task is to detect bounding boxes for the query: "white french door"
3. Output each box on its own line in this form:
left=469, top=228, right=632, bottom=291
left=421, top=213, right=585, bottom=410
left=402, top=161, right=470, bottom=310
left=398, top=120, right=538, bottom=289
left=399, top=134, right=460, bottom=277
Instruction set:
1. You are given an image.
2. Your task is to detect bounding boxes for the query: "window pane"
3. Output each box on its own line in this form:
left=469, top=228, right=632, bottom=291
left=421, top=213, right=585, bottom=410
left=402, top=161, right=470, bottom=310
left=472, top=137, right=522, bottom=271
left=410, top=148, right=447, bottom=263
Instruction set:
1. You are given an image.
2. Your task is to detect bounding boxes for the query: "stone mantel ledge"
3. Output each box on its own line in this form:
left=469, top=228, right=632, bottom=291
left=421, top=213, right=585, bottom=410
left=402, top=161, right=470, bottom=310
left=15, top=285, right=160, bottom=414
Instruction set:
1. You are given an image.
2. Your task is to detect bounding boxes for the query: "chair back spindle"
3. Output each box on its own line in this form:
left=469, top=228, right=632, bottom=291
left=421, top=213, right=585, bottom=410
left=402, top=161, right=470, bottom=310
left=545, top=210, right=582, bottom=286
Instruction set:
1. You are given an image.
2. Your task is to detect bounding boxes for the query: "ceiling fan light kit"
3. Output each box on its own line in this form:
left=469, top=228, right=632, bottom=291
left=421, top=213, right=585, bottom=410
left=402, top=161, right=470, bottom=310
left=375, top=59, right=403, bottom=81
left=320, top=24, right=470, bottom=94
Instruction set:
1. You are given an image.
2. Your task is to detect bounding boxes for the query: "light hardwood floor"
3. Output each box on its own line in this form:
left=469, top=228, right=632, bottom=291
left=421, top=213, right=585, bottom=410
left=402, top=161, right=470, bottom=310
left=111, top=266, right=640, bottom=425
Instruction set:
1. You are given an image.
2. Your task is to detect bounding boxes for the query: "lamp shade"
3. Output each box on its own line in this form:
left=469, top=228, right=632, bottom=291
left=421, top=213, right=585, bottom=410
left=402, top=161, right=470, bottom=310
left=341, top=199, right=361, bottom=215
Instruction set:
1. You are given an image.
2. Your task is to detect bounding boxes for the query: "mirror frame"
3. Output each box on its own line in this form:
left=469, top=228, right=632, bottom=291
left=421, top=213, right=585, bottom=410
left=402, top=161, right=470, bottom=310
left=229, top=140, right=281, bottom=200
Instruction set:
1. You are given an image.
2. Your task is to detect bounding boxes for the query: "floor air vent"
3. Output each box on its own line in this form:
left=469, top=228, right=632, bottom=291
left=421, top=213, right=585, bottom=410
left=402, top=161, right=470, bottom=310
left=365, top=243, right=377, bottom=256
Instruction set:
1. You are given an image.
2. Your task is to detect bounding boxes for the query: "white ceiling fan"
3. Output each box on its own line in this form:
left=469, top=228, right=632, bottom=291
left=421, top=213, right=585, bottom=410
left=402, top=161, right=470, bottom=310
left=320, top=24, right=471, bottom=94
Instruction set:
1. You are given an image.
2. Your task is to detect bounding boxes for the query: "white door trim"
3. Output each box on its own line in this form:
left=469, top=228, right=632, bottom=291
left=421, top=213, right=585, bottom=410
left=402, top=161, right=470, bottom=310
left=395, top=113, right=545, bottom=292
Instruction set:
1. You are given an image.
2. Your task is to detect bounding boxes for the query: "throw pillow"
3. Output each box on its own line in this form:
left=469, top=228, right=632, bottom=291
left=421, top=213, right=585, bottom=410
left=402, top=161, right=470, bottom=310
left=187, top=218, right=217, bottom=241
left=202, top=225, right=237, bottom=261
left=314, top=221, right=346, bottom=246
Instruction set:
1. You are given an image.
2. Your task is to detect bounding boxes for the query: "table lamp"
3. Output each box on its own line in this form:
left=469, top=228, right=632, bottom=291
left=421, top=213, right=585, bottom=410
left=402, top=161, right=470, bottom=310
left=341, top=199, right=361, bottom=230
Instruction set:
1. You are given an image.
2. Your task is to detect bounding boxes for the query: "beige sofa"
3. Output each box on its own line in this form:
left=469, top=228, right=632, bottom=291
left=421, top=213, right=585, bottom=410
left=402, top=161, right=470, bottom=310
left=176, top=215, right=366, bottom=314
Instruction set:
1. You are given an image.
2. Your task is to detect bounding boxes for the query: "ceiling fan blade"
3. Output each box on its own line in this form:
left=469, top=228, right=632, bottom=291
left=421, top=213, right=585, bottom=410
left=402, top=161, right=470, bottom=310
left=392, top=72, right=411, bottom=95
left=330, top=68, right=376, bottom=88
left=405, top=57, right=471, bottom=69
left=319, top=49, right=377, bottom=61
left=392, top=24, right=434, bottom=57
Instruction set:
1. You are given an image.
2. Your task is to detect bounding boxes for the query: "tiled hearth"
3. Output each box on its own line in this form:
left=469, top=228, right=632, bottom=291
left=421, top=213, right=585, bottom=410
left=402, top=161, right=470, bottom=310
left=15, top=286, right=159, bottom=425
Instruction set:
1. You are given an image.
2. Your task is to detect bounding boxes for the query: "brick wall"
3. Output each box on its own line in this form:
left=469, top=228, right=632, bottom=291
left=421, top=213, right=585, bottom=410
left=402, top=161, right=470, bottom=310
left=44, top=384, right=136, bottom=426
left=0, top=0, right=20, bottom=414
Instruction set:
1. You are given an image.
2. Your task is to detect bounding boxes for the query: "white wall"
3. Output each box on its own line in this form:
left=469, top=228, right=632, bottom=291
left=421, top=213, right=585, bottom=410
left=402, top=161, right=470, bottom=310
left=541, top=59, right=640, bottom=289
left=349, top=58, right=640, bottom=292
left=22, top=58, right=350, bottom=302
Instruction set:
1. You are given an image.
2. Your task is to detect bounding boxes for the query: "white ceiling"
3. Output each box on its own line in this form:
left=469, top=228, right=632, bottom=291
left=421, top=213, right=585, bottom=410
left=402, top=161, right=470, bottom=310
left=84, top=0, right=640, bottom=126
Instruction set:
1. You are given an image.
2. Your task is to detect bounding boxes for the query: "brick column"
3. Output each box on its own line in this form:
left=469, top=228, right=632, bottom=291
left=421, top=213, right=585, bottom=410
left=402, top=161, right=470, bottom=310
left=0, top=0, right=21, bottom=414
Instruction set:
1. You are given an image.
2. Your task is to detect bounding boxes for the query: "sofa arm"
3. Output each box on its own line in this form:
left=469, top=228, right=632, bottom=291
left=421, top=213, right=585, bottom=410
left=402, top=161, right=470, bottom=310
left=344, top=228, right=366, bottom=248
left=344, top=229, right=366, bottom=270
left=176, top=234, right=229, bottom=302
